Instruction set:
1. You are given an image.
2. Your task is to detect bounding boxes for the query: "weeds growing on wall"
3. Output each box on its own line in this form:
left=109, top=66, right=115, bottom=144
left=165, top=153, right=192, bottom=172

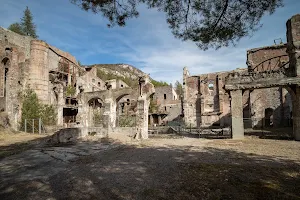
left=65, top=85, right=76, bottom=97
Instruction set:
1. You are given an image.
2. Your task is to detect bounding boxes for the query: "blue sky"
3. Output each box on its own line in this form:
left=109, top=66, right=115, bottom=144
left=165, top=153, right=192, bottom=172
left=0, top=0, right=299, bottom=84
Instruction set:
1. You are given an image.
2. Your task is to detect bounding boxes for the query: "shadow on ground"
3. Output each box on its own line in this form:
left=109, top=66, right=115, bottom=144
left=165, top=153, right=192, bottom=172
left=0, top=137, right=300, bottom=200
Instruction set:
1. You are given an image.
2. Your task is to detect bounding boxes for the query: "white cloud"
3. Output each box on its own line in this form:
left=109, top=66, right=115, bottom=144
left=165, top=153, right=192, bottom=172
left=1, top=0, right=298, bottom=85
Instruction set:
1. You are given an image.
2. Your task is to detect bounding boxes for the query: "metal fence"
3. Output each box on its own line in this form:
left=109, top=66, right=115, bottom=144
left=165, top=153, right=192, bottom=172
left=243, top=117, right=293, bottom=129
left=21, top=118, right=46, bottom=134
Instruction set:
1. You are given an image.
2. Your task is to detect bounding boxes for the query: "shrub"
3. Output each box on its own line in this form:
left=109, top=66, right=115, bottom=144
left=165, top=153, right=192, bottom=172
left=20, top=89, right=56, bottom=131
left=65, top=85, right=76, bottom=97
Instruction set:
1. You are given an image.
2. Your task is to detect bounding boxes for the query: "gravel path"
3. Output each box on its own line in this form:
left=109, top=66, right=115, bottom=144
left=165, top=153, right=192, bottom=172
left=1, top=135, right=300, bottom=200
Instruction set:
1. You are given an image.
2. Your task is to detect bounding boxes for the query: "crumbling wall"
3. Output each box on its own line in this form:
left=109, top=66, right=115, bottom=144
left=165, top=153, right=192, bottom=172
left=247, top=44, right=289, bottom=72
left=247, top=43, right=293, bottom=128
left=250, top=87, right=292, bottom=127
left=0, top=27, right=33, bottom=59
left=183, top=67, right=199, bottom=127
left=0, top=33, right=27, bottom=130
left=183, top=67, right=233, bottom=128
left=153, top=85, right=180, bottom=113
left=77, top=69, right=106, bottom=93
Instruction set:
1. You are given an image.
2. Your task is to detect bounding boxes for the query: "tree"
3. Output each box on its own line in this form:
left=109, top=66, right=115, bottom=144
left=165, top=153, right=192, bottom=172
left=8, top=23, right=24, bottom=35
left=21, top=89, right=56, bottom=130
left=151, top=79, right=169, bottom=87
left=71, top=0, right=283, bottom=50
left=7, top=6, right=38, bottom=38
left=175, top=81, right=183, bottom=96
left=21, top=6, right=38, bottom=38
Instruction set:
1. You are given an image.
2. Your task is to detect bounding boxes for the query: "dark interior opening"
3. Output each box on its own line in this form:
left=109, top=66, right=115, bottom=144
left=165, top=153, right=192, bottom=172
left=63, top=108, right=78, bottom=123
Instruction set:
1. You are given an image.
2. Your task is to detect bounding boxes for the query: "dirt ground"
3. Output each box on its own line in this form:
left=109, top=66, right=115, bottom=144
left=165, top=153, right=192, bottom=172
left=0, top=132, right=300, bottom=200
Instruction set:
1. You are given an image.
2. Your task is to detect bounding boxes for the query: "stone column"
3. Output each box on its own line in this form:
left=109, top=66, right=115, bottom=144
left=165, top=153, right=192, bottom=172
left=29, top=41, right=49, bottom=104
left=287, top=14, right=300, bottom=77
left=230, top=90, right=244, bottom=139
left=158, top=115, right=162, bottom=125
left=293, top=86, right=300, bottom=141
left=57, top=85, right=64, bottom=127
left=135, top=95, right=149, bottom=139
left=149, top=114, right=154, bottom=126
left=103, top=98, right=116, bottom=134
left=6, top=48, right=19, bottom=130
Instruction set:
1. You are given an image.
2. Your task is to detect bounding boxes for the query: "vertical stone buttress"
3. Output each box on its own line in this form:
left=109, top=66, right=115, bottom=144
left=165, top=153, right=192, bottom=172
left=293, top=87, right=300, bottom=140
left=29, top=40, right=49, bottom=104
left=135, top=75, right=154, bottom=139
left=287, top=14, right=300, bottom=140
left=182, top=67, right=189, bottom=125
left=6, top=48, right=20, bottom=130
left=230, top=90, right=244, bottom=139
left=136, top=95, right=149, bottom=139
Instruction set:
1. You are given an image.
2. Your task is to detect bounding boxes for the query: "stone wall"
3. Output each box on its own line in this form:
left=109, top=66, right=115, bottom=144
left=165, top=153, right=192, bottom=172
left=182, top=64, right=293, bottom=129
left=246, top=41, right=293, bottom=127
left=250, top=87, right=292, bottom=127
left=247, top=44, right=289, bottom=72
left=183, top=67, right=199, bottom=127
left=77, top=68, right=106, bottom=93
left=183, top=67, right=233, bottom=127
left=153, top=85, right=179, bottom=112
left=0, top=27, right=33, bottom=59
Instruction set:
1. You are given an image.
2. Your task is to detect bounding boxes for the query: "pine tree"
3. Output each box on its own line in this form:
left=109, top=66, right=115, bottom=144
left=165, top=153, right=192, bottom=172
left=20, top=6, right=38, bottom=38
left=8, top=23, right=24, bottom=35
left=175, top=81, right=183, bottom=96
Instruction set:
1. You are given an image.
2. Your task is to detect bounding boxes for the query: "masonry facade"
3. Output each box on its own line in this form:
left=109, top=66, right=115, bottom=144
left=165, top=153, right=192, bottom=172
left=0, top=27, right=154, bottom=139
left=183, top=33, right=293, bottom=130
left=149, top=85, right=182, bottom=126
left=183, top=14, right=300, bottom=141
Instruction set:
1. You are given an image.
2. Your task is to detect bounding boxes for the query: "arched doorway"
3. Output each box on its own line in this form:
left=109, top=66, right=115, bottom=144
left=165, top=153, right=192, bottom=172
left=88, top=97, right=103, bottom=127
left=264, top=108, right=274, bottom=127
left=0, top=57, right=10, bottom=112
left=115, top=94, right=136, bottom=127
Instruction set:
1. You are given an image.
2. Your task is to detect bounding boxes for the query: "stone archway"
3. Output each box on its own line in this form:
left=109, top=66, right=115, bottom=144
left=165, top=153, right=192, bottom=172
left=87, top=97, right=104, bottom=127
left=0, top=57, right=10, bottom=112
left=115, top=93, right=137, bottom=127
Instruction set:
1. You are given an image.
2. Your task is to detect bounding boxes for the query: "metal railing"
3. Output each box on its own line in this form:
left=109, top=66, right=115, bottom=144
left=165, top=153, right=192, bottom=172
left=21, top=118, right=46, bottom=134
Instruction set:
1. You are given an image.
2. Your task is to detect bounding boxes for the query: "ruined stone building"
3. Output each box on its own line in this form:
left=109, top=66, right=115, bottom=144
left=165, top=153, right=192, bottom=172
left=0, top=27, right=155, bottom=139
left=149, top=85, right=182, bottom=126
left=183, top=27, right=294, bottom=130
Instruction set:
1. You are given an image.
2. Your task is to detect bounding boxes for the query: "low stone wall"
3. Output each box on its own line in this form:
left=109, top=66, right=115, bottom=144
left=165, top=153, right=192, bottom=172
left=50, top=128, right=81, bottom=143
left=50, top=127, right=108, bottom=143
left=81, top=127, right=108, bottom=138
left=110, top=127, right=136, bottom=137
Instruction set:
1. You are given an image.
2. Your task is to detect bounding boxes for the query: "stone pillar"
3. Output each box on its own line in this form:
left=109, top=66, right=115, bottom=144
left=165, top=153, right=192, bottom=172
left=158, top=115, right=162, bottom=125
left=287, top=14, right=300, bottom=77
left=293, top=86, right=300, bottom=141
left=230, top=90, right=244, bottom=139
left=103, top=97, right=116, bottom=134
left=135, top=96, right=149, bottom=139
left=29, top=41, right=49, bottom=104
left=149, top=114, right=154, bottom=126
left=6, top=48, right=20, bottom=130
left=57, top=85, right=64, bottom=127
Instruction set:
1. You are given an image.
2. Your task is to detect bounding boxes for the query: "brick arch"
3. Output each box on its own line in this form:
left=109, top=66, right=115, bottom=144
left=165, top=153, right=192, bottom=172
left=87, top=97, right=104, bottom=108
left=113, top=88, right=137, bottom=102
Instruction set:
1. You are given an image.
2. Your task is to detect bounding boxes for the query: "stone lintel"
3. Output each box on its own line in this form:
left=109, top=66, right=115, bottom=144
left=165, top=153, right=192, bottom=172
left=225, top=77, right=300, bottom=91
